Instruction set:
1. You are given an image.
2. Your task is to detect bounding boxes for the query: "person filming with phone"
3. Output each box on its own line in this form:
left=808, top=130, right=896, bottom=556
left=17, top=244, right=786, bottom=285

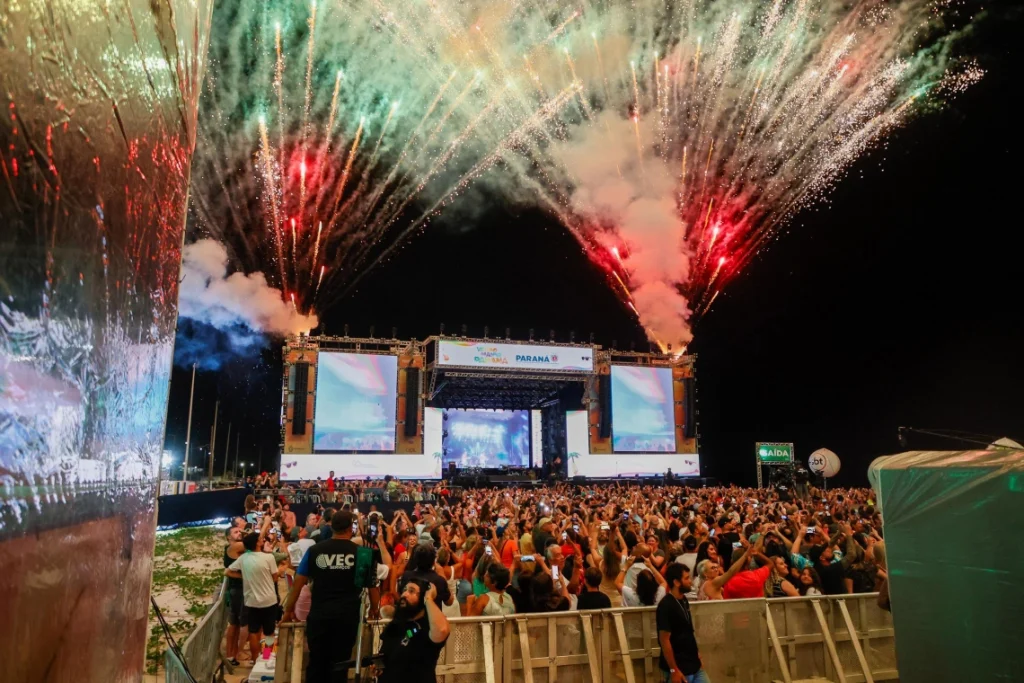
left=374, top=578, right=450, bottom=683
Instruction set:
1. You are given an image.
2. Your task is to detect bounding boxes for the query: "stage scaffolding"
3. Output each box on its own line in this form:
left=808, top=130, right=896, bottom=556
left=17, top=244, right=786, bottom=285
left=280, top=332, right=698, bottom=464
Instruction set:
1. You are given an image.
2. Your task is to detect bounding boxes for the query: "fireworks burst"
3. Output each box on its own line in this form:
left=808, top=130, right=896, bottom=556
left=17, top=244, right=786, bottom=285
left=188, top=0, right=981, bottom=345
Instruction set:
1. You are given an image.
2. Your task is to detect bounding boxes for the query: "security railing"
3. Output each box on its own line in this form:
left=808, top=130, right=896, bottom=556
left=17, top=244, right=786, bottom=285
left=164, top=579, right=228, bottom=683
left=273, top=593, right=894, bottom=683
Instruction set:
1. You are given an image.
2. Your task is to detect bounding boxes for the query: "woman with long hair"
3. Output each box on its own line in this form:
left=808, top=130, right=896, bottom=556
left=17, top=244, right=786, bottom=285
left=616, top=557, right=668, bottom=607
left=764, top=555, right=800, bottom=597
left=470, top=564, right=516, bottom=616
left=694, top=545, right=754, bottom=600
left=796, top=567, right=824, bottom=596
left=435, top=548, right=462, bottom=618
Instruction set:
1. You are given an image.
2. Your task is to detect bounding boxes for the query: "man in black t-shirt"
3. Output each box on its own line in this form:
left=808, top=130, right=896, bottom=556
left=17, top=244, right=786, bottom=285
left=376, top=578, right=450, bottom=683
left=657, top=564, right=710, bottom=683
left=282, top=510, right=376, bottom=683
left=576, top=567, right=612, bottom=611
left=398, top=543, right=454, bottom=611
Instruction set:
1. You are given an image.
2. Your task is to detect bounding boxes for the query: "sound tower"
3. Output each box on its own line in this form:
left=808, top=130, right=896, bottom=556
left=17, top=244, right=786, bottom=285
left=598, top=374, right=611, bottom=439
left=683, top=377, right=696, bottom=439
left=292, top=362, right=309, bottom=435
left=404, top=367, right=420, bottom=437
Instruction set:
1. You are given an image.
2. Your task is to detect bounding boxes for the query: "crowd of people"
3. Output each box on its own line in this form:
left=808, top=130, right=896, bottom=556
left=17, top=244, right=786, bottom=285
left=249, top=471, right=444, bottom=502
left=223, top=479, right=888, bottom=682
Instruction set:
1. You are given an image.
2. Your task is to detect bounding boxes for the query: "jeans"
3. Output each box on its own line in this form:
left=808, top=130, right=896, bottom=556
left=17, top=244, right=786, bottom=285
left=662, top=669, right=711, bottom=683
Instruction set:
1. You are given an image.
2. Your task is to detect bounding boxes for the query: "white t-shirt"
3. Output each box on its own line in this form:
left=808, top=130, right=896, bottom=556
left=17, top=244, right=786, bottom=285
left=624, top=562, right=645, bottom=591
left=621, top=584, right=666, bottom=608
left=228, top=552, right=279, bottom=608
left=675, top=553, right=698, bottom=572
left=288, top=538, right=316, bottom=567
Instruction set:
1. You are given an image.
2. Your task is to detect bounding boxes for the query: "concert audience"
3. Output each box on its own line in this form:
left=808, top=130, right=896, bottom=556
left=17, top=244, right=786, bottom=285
left=226, top=479, right=884, bottom=675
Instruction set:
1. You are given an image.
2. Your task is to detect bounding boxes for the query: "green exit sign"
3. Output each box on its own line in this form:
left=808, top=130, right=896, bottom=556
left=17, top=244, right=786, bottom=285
left=757, top=443, right=794, bottom=463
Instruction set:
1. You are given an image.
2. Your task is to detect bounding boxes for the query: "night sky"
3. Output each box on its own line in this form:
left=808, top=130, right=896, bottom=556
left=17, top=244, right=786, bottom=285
left=164, top=5, right=1023, bottom=488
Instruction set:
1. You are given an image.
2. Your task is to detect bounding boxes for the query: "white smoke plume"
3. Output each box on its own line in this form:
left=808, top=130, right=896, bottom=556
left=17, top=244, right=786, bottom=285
left=178, top=239, right=319, bottom=335
left=552, top=113, right=694, bottom=349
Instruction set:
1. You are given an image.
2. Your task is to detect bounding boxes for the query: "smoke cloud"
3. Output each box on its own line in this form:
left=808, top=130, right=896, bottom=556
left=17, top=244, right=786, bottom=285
left=175, top=240, right=318, bottom=368
left=552, top=113, right=694, bottom=348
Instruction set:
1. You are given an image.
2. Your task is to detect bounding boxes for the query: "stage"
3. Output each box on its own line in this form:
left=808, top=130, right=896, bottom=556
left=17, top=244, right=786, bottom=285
left=280, top=333, right=701, bottom=481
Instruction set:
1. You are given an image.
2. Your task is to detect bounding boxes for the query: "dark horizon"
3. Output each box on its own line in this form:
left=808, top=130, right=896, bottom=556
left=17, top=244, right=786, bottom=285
left=164, top=5, right=1023, bottom=488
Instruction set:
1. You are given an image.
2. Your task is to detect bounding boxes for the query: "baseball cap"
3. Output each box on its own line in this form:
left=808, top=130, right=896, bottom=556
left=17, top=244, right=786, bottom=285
left=538, top=517, right=553, bottom=528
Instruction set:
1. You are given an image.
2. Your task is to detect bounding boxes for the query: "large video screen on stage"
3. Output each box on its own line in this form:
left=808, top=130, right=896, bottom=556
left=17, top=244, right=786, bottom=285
left=611, top=365, right=676, bottom=452
left=313, top=352, right=398, bottom=451
left=443, top=409, right=530, bottom=468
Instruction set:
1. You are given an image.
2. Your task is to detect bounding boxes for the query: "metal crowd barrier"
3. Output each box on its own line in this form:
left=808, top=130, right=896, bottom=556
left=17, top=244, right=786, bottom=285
left=273, top=593, right=894, bottom=683
left=164, top=579, right=228, bottom=683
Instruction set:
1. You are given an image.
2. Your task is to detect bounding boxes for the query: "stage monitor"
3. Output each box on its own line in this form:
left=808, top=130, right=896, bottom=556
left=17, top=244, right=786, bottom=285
left=443, top=409, right=530, bottom=468
left=610, top=365, right=676, bottom=453
left=566, top=411, right=698, bottom=477
left=313, top=352, right=398, bottom=451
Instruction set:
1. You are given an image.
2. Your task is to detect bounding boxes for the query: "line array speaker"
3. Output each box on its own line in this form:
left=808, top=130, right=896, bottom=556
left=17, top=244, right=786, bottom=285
left=292, top=362, right=309, bottom=435
left=598, top=374, right=611, bottom=439
left=683, top=376, right=696, bottom=439
left=404, top=367, right=420, bottom=437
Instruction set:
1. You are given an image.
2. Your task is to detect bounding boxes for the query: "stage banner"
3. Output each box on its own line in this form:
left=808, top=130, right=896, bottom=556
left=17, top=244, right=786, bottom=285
left=437, top=340, right=594, bottom=372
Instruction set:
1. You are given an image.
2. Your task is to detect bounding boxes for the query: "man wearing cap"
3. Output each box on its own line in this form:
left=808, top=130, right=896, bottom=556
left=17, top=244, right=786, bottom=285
left=532, top=517, right=556, bottom=555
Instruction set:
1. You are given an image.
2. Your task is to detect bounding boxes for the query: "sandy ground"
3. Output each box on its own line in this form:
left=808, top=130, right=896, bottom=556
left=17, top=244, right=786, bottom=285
left=147, top=525, right=292, bottom=681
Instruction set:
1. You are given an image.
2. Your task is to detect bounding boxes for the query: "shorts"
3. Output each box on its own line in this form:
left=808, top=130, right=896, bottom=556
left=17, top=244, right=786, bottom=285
left=226, top=586, right=248, bottom=627
left=247, top=605, right=278, bottom=636
left=456, top=579, right=473, bottom=605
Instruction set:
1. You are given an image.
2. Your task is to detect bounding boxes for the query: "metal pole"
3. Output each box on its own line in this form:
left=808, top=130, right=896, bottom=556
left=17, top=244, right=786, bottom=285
left=209, top=400, right=220, bottom=483
left=222, top=422, right=232, bottom=479
left=354, top=589, right=370, bottom=677
left=234, top=432, right=240, bottom=479
left=183, top=363, right=196, bottom=482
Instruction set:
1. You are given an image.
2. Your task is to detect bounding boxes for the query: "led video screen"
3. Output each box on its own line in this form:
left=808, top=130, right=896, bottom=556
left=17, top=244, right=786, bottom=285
left=443, top=409, right=530, bottom=468
left=611, top=365, right=676, bottom=452
left=313, top=352, right=398, bottom=451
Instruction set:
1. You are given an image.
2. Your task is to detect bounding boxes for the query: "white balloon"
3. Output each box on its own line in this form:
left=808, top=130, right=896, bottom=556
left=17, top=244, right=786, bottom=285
left=809, top=448, right=840, bottom=477
left=823, top=451, right=841, bottom=478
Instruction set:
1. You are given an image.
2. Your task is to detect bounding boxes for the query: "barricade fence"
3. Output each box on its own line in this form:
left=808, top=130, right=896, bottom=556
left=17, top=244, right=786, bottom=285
left=164, top=579, right=228, bottom=683
left=273, top=594, right=894, bottom=683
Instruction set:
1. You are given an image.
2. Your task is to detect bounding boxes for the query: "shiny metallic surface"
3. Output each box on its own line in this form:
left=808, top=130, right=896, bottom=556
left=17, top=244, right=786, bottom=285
left=0, top=0, right=211, bottom=679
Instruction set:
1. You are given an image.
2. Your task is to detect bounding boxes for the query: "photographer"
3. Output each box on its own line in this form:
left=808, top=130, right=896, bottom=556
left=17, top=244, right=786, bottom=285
left=375, top=578, right=450, bottom=683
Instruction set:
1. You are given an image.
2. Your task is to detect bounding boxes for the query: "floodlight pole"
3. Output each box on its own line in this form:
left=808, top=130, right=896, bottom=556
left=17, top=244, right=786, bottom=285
left=183, top=363, right=196, bottom=482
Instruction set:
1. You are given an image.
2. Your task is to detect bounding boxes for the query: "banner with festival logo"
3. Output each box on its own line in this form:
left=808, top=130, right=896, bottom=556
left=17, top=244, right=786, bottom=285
left=437, top=340, right=594, bottom=372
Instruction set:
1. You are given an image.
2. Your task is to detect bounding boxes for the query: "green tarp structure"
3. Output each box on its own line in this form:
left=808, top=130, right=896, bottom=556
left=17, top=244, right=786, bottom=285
left=869, top=449, right=1024, bottom=682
